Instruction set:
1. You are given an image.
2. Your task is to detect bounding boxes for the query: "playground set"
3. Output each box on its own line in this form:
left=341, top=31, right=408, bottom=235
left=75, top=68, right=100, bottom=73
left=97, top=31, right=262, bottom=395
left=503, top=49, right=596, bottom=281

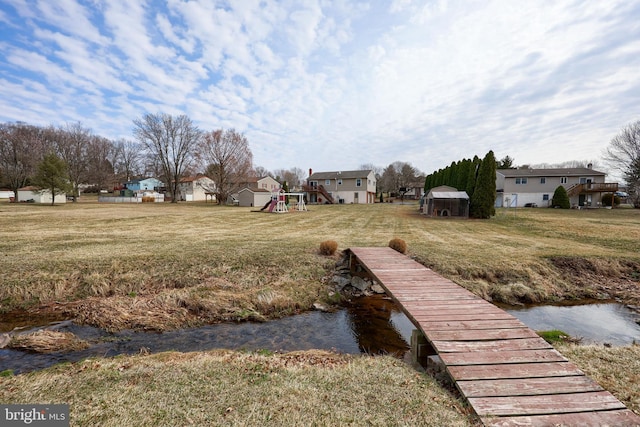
left=259, top=189, right=307, bottom=213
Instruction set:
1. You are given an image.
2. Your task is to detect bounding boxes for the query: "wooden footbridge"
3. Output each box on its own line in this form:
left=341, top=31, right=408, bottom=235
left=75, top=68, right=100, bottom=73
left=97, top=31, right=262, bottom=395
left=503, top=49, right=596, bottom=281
left=346, top=247, right=640, bottom=426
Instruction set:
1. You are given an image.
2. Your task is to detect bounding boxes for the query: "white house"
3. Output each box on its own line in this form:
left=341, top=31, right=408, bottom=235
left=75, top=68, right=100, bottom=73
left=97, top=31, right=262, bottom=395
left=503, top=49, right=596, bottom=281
left=496, top=167, right=618, bottom=208
left=256, top=176, right=281, bottom=192
left=177, top=176, right=216, bottom=202
left=17, top=186, right=66, bottom=204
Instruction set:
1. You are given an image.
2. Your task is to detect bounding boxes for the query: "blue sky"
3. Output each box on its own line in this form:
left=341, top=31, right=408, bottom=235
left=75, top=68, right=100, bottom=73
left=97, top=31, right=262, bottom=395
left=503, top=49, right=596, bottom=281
left=1, top=0, right=639, bottom=176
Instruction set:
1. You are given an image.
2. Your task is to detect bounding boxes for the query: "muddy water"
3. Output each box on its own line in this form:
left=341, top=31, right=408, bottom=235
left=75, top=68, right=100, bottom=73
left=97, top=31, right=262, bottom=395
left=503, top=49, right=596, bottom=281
left=0, top=296, right=412, bottom=374
left=505, top=302, right=640, bottom=345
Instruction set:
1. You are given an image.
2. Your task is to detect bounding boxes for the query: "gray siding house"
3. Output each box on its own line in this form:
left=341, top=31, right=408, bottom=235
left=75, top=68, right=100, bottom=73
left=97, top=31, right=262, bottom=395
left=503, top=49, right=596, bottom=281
left=304, top=170, right=377, bottom=204
left=496, top=167, right=618, bottom=208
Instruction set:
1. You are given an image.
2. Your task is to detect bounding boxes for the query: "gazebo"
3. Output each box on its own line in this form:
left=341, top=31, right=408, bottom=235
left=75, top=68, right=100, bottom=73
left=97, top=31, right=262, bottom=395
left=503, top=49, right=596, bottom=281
left=424, top=185, right=469, bottom=218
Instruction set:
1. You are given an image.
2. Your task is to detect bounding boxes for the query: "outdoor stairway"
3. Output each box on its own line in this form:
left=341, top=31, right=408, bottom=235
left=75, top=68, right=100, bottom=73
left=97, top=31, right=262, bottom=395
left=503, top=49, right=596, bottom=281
left=346, top=247, right=640, bottom=426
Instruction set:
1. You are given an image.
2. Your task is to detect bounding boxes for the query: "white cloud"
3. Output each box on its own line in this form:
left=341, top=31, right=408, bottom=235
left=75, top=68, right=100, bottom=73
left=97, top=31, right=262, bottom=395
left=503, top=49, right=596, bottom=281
left=0, top=0, right=638, bottom=176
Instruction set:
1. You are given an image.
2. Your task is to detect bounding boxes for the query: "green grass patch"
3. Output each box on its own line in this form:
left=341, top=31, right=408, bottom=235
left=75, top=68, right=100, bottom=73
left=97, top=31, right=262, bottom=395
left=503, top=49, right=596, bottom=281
left=537, top=329, right=571, bottom=344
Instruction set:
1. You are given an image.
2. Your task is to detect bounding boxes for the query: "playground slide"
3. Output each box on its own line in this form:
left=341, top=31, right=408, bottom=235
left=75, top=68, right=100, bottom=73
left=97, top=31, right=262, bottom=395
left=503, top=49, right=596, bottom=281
left=260, top=199, right=272, bottom=211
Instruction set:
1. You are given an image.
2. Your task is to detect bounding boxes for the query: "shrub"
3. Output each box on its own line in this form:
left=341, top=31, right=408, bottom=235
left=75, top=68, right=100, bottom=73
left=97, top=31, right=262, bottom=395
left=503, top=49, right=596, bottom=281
left=142, top=196, right=155, bottom=203
left=319, top=240, right=338, bottom=256
left=388, top=238, right=407, bottom=254
left=551, top=185, right=570, bottom=209
left=601, top=193, right=620, bottom=207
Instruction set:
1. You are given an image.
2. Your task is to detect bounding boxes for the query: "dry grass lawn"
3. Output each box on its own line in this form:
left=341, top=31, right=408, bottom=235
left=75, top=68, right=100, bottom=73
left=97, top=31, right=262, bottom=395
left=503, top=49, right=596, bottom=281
left=0, top=350, right=477, bottom=426
left=1, top=201, right=639, bottom=330
left=1, top=200, right=640, bottom=424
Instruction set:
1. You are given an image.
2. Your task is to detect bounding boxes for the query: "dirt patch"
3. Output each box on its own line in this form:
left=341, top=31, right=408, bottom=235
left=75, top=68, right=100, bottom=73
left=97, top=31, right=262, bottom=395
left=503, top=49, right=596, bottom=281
left=550, top=257, right=640, bottom=305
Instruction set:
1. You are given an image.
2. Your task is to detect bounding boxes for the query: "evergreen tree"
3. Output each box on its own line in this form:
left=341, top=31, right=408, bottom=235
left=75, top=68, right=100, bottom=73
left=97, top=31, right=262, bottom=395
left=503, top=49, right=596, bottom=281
left=465, top=155, right=480, bottom=198
left=456, top=159, right=470, bottom=190
left=551, top=185, right=571, bottom=209
left=470, top=151, right=497, bottom=218
left=282, top=180, right=290, bottom=204
left=32, top=153, right=72, bottom=206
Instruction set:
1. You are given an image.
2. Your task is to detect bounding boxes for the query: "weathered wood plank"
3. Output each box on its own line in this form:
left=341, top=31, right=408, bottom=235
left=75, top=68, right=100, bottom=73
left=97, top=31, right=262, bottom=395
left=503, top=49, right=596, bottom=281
left=482, top=409, right=640, bottom=427
left=457, top=376, right=603, bottom=397
left=402, top=300, right=504, bottom=314
left=412, top=313, right=516, bottom=322
left=468, top=391, right=627, bottom=416
left=393, top=295, right=483, bottom=302
left=426, top=328, right=540, bottom=341
left=432, top=338, right=552, bottom=353
left=419, top=319, right=527, bottom=331
left=404, top=306, right=508, bottom=317
left=440, top=348, right=567, bottom=366
left=447, top=362, right=585, bottom=380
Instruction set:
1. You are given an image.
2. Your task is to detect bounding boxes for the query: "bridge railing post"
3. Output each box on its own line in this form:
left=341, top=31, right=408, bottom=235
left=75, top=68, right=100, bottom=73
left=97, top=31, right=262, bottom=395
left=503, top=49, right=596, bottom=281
left=411, top=329, right=436, bottom=369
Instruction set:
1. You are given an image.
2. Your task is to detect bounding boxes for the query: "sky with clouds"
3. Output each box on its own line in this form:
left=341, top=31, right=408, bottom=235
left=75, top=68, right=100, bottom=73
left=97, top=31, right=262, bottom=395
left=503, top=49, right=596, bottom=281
left=1, top=0, right=639, bottom=176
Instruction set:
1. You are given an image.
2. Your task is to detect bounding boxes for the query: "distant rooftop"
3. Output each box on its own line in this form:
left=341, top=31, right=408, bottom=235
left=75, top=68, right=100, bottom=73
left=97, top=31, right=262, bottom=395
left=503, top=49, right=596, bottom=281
left=497, top=167, right=606, bottom=177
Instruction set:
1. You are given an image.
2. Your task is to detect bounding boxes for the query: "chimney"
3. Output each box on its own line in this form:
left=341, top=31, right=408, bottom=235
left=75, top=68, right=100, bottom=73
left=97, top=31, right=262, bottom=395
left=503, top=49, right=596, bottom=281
left=587, top=163, right=593, bottom=169
left=309, top=168, right=313, bottom=177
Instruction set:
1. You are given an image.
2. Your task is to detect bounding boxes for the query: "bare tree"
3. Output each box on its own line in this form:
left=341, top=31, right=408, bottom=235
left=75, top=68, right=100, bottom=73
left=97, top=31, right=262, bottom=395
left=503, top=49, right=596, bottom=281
left=114, top=139, right=142, bottom=183
left=359, top=163, right=383, bottom=178
left=605, top=120, right=640, bottom=207
left=380, top=161, right=423, bottom=201
left=133, top=113, right=202, bottom=203
left=0, top=122, right=47, bottom=201
left=52, top=122, right=92, bottom=201
left=85, top=135, right=117, bottom=190
left=272, top=167, right=306, bottom=189
left=200, top=128, right=253, bottom=204
left=252, top=165, right=272, bottom=179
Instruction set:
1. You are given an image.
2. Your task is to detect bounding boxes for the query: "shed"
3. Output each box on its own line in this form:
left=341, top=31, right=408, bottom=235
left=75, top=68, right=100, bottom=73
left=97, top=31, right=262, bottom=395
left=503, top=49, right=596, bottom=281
left=424, top=185, right=469, bottom=218
left=0, top=189, right=15, bottom=200
left=237, top=187, right=271, bottom=208
left=17, top=186, right=67, bottom=204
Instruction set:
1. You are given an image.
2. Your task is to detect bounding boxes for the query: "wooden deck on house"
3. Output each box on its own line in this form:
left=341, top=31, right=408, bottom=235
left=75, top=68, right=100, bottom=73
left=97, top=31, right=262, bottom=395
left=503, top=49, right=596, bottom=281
left=346, top=247, right=640, bottom=427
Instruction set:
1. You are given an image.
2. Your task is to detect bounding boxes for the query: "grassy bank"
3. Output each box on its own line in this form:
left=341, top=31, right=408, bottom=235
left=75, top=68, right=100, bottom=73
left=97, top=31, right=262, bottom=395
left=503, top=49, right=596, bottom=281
left=0, top=350, right=476, bottom=426
left=1, top=202, right=639, bottom=330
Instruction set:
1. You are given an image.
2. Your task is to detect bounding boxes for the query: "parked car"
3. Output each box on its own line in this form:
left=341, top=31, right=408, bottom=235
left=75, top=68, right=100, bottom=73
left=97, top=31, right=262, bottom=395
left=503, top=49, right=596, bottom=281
left=524, top=202, right=538, bottom=208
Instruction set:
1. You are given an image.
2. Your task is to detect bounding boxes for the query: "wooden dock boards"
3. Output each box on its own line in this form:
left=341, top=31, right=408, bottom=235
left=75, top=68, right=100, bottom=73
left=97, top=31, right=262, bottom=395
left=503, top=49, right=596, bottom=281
left=347, top=247, right=640, bottom=426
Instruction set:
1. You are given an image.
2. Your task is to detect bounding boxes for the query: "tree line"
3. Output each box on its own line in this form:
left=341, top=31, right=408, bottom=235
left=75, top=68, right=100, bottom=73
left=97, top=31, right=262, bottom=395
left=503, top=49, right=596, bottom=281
left=423, top=151, right=497, bottom=219
left=0, top=114, right=291, bottom=204
left=0, top=114, right=429, bottom=206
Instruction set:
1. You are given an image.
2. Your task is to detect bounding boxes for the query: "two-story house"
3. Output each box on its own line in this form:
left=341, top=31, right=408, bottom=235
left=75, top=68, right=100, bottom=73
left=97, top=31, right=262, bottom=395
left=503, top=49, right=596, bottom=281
left=304, top=169, right=376, bottom=204
left=496, top=166, right=618, bottom=208
left=232, top=176, right=282, bottom=206
left=178, top=176, right=216, bottom=202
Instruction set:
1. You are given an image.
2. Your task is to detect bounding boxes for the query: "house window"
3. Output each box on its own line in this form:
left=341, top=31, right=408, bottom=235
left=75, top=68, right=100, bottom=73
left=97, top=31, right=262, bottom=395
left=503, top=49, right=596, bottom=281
left=561, top=177, right=567, bottom=184
left=356, top=179, right=362, bottom=187
left=338, top=179, right=342, bottom=185
left=543, top=194, right=549, bottom=201
left=262, top=184, right=267, bottom=189
left=515, top=178, right=528, bottom=185
left=540, top=177, right=546, bottom=184
left=325, top=180, right=331, bottom=185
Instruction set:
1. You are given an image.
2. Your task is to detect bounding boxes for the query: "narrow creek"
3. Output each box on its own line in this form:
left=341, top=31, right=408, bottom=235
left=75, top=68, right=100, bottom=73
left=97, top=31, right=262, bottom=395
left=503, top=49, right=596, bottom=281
left=0, top=295, right=413, bottom=375
left=504, top=301, right=640, bottom=346
left=3, top=297, right=640, bottom=375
